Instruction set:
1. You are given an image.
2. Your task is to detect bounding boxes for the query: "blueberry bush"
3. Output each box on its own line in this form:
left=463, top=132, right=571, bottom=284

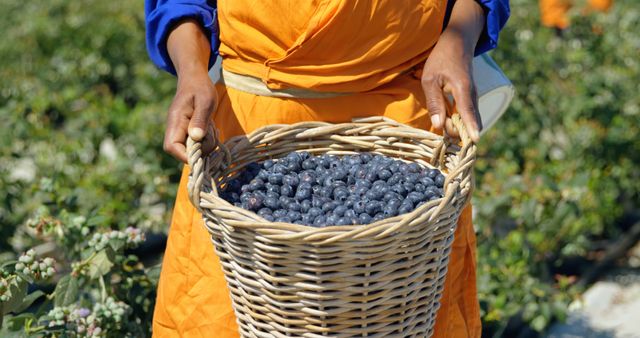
left=1, top=0, right=639, bottom=336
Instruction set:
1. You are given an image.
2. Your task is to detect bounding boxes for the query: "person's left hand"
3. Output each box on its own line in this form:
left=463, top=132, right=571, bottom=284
left=421, top=34, right=481, bottom=142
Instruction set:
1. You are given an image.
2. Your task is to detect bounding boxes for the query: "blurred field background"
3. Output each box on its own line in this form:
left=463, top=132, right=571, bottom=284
left=1, top=0, right=639, bottom=336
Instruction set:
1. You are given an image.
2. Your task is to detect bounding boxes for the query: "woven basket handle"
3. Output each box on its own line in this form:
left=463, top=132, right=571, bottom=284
left=186, top=126, right=231, bottom=211
left=440, top=113, right=477, bottom=209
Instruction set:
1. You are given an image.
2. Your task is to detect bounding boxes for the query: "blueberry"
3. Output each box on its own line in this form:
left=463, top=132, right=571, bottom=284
left=279, top=196, right=293, bottom=208
left=313, top=215, right=327, bottom=227
left=322, top=201, right=338, bottom=213
left=312, top=196, right=326, bottom=208
left=414, top=183, right=426, bottom=192
left=383, top=204, right=398, bottom=217
left=403, top=182, right=415, bottom=192
left=247, top=195, right=263, bottom=211
left=281, top=185, right=294, bottom=197
left=389, top=161, right=401, bottom=173
left=275, top=216, right=292, bottom=223
left=295, top=187, right=312, bottom=201
left=372, top=213, right=386, bottom=222
left=355, top=185, right=369, bottom=196
left=344, top=209, right=357, bottom=219
left=263, top=214, right=275, bottom=222
left=308, top=207, right=322, bottom=218
left=337, top=217, right=349, bottom=226
left=301, top=213, right=315, bottom=225
left=299, top=171, right=316, bottom=185
left=332, top=168, right=348, bottom=181
left=258, top=208, right=272, bottom=216
left=287, top=211, right=302, bottom=221
left=365, top=171, right=377, bottom=182
left=391, top=185, right=407, bottom=196
left=320, top=186, right=334, bottom=198
left=365, top=201, right=382, bottom=215
left=419, top=176, right=435, bottom=187
left=398, top=163, right=410, bottom=175
left=407, top=191, right=425, bottom=204
left=334, top=205, right=348, bottom=217
left=425, top=186, right=440, bottom=200
left=288, top=202, right=301, bottom=212
left=387, top=173, right=403, bottom=185
left=353, top=200, right=367, bottom=214
left=302, top=158, right=316, bottom=170
left=408, top=163, right=421, bottom=173
left=240, top=191, right=252, bottom=203
left=333, top=187, right=349, bottom=201
left=355, top=168, right=368, bottom=179
left=388, top=198, right=402, bottom=210
left=355, top=179, right=371, bottom=188
left=435, top=174, right=445, bottom=188
left=358, top=213, right=372, bottom=224
left=257, top=170, right=270, bottom=181
left=229, top=192, right=240, bottom=203
left=360, top=153, right=373, bottom=163
left=383, top=192, right=401, bottom=202
left=427, top=169, right=439, bottom=179
left=286, top=152, right=302, bottom=164
left=300, top=199, right=312, bottom=213
left=378, top=169, right=392, bottom=180
left=286, top=161, right=301, bottom=172
left=326, top=215, right=339, bottom=225
left=299, top=151, right=311, bottom=160
left=266, top=184, right=280, bottom=195
left=365, top=189, right=379, bottom=201
left=399, top=202, right=414, bottom=214
left=263, top=159, right=275, bottom=169
left=405, top=173, right=419, bottom=184
left=283, top=174, right=300, bottom=187
left=273, top=209, right=287, bottom=218
left=272, top=163, right=287, bottom=174
left=268, top=173, right=284, bottom=185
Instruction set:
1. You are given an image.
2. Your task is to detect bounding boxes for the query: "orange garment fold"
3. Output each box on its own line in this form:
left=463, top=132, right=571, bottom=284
left=153, top=1, right=480, bottom=337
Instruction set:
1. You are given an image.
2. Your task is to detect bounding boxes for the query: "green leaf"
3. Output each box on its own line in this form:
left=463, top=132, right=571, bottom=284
left=5, top=312, right=37, bottom=332
left=87, top=250, right=113, bottom=279
left=2, top=279, right=28, bottom=315
left=54, top=275, right=79, bottom=307
left=13, top=291, right=45, bottom=314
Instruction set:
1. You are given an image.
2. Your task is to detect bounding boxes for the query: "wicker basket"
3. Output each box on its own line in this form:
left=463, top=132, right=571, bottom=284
left=186, top=116, right=476, bottom=338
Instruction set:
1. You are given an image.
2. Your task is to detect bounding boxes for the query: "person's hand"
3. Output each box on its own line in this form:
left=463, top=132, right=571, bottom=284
left=164, top=69, right=218, bottom=163
left=421, top=0, right=486, bottom=142
left=164, top=20, right=217, bottom=163
left=421, top=35, right=480, bottom=141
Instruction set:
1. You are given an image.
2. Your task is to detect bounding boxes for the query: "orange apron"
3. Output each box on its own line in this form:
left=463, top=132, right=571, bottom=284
left=153, top=1, right=480, bottom=337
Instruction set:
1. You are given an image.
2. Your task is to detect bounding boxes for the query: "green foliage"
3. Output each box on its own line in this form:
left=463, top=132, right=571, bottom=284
left=475, top=0, right=640, bottom=334
left=0, top=0, right=638, bottom=336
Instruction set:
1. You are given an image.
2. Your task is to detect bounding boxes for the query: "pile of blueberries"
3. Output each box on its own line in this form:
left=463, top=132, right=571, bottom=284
left=219, top=152, right=445, bottom=227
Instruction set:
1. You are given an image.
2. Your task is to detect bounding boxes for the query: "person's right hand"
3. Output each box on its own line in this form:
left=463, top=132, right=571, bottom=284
left=164, top=20, right=217, bottom=163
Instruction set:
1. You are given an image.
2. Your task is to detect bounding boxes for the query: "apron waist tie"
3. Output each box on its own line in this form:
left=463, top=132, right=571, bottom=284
left=220, top=68, right=349, bottom=99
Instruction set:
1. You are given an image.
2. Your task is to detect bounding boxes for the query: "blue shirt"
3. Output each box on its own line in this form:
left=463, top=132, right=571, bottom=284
left=145, top=0, right=510, bottom=75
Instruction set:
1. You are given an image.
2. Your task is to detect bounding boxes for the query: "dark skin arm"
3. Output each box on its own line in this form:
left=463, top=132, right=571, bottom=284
left=422, top=0, right=486, bottom=142
left=164, top=19, right=217, bottom=163
left=163, top=1, right=486, bottom=162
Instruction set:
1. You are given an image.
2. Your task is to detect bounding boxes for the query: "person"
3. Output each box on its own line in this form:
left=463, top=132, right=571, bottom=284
left=539, top=0, right=613, bottom=31
left=145, top=0, right=509, bottom=337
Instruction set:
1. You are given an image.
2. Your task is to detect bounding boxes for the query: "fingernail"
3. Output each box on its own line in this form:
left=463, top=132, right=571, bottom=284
left=190, top=128, right=205, bottom=141
left=431, top=115, right=441, bottom=128
left=471, top=128, right=480, bottom=141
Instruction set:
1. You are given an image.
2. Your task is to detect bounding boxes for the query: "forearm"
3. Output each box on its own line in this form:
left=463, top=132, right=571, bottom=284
left=441, top=0, right=486, bottom=58
left=167, top=19, right=211, bottom=77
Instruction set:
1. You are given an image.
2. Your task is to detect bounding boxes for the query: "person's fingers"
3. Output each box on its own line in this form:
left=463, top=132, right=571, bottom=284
left=201, top=128, right=216, bottom=155
left=421, top=75, right=447, bottom=130
left=444, top=116, right=460, bottom=138
left=188, top=89, right=217, bottom=141
left=164, top=97, right=191, bottom=163
left=449, top=77, right=481, bottom=142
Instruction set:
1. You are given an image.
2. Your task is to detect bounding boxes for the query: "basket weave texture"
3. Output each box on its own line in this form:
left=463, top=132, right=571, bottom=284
left=187, top=116, right=476, bottom=338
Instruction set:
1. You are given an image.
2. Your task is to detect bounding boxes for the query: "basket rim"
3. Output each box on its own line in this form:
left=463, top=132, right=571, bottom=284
left=188, top=116, right=476, bottom=244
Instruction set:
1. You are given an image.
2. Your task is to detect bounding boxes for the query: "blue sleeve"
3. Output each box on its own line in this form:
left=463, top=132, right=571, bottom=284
left=145, top=0, right=219, bottom=75
left=443, top=0, right=511, bottom=56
